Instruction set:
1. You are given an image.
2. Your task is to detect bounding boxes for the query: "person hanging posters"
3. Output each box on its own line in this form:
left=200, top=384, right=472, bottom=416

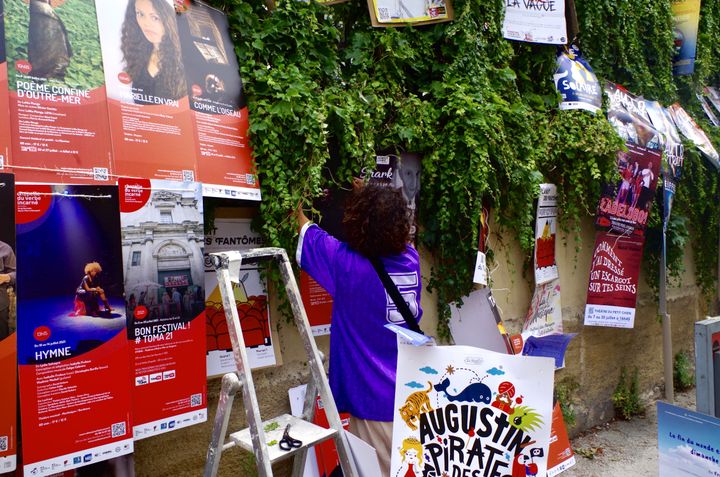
left=119, top=178, right=207, bottom=439
left=96, top=0, right=197, bottom=182
left=657, top=401, right=720, bottom=477
left=204, top=218, right=276, bottom=377
left=503, top=0, right=567, bottom=45
left=0, top=2, right=10, bottom=168
left=671, top=0, right=701, bottom=76
left=16, top=184, right=133, bottom=477
left=554, top=45, right=601, bottom=113
left=595, top=144, right=662, bottom=237
left=584, top=232, right=644, bottom=329
left=0, top=173, right=15, bottom=474
left=391, top=340, right=555, bottom=477
left=534, top=184, right=558, bottom=284
left=668, top=103, right=720, bottom=170
left=176, top=1, right=260, bottom=201
left=367, top=0, right=453, bottom=27
left=3, top=0, right=113, bottom=184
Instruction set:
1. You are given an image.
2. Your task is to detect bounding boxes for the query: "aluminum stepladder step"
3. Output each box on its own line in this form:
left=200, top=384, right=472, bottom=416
left=204, top=247, right=360, bottom=477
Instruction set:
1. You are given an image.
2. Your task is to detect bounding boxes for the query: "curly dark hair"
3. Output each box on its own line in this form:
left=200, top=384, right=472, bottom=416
left=342, top=185, right=411, bottom=258
left=121, top=0, right=186, bottom=100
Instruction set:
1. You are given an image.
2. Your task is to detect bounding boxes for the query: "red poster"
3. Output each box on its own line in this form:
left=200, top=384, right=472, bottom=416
left=16, top=184, right=133, bottom=477
left=177, top=1, right=261, bottom=201
left=119, top=178, right=207, bottom=439
left=547, top=402, right=576, bottom=476
left=300, top=271, right=333, bottom=336
left=312, top=397, right=350, bottom=477
left=96, top=0, right=197, bottom=182
left=4, top=0, right=113, bottom=184
left=595, top=143, right=662, bottom=237
left=0, top=173, right=15, bottom=474
left=584, top=231, right=644, bottom=329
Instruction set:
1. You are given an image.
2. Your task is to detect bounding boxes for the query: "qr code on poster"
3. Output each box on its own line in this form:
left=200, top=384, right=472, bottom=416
left=93, top=167, right=109, bottom=181
left=378, top=7, right=389, bottom=19
left=182, top=170, right=195, bottom=182
left=0, top=435, right=7, bottom=451
left=111, top=422, right=126, bottom=438
left=190, top=393, right=202, bottom=407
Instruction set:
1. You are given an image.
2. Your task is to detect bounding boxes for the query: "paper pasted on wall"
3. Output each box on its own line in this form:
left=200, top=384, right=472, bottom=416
left=204, top=218, right=276, bottom=377
left=16, top=184, right=133, bottom=477
left=391, top=341, right=554, bottom=477
left=503, top=0, right=566, bottom=45
left=367, top=0, right=453, bottom=27
left=119, top=178, right=207, bottom=439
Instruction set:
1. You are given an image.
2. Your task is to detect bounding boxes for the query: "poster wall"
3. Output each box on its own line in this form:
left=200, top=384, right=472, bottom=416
left=4, top=0, right=113, bottom=184
left=0, top=1, right=10, bottom=168
left=176, top=1, right=260, bottom=201
left=503, top=0, right=566, bottom=44
left=16, top=184, right=133, bottom=476
left=367, top=0, right=453, bottom=27
left=671, top=0, right=701, bottom=76
left=96, top=0, right=197, bottom=182
left=584, top=232, right=643, bottom=328
left=119, top=178, right=207, bottom=439
left=204, top=218, right=276, bottom=377
left=391, top=341, right=555, bottom=477
left=658, top=401, right=720, bottom=477
left=0, top=172, right=15, bottom=474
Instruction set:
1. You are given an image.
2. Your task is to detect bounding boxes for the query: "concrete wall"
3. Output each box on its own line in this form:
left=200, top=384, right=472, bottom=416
left=134, top=215, right=713, bottom=476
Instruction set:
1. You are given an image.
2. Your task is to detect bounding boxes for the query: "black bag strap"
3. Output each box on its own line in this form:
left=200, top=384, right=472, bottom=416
left=369, top=256, right=424, bottom=335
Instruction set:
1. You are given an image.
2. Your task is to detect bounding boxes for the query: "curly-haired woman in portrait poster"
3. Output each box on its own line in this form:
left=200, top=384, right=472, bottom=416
left=121, top=0, right=186, bottom=104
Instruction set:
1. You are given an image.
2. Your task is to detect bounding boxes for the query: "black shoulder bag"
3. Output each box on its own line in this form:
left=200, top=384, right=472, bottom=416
left=369, top=256, right=424, bottom=335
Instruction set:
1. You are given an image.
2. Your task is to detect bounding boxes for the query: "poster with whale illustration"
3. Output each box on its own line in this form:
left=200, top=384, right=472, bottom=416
left=391, top=340, right=554, bottom=477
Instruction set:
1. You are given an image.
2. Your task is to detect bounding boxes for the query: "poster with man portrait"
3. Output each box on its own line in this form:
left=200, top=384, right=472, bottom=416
left=176, top=1, right=261, bottom=201
left=16, top=184, right=133, bottom=477
left=0, top=172, right=16, bottom=474
left=3, top=0, right=113, bottom=183
left=391, top=340, right=554, bottom=477
left=96, top=0, right=197, bottom=182
left=119, top=178, right=207, bottom=439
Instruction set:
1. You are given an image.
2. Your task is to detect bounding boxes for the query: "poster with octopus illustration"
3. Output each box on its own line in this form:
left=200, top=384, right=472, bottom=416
left=391, top=340, right=555, bottom=477
left=204, top=217, right=276, bottom=376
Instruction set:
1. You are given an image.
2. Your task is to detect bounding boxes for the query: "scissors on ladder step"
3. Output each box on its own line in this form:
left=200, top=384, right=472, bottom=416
left=278, top=424, right=303, bottom=451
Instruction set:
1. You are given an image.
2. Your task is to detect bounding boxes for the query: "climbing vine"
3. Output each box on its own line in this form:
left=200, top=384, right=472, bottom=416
left=208, top=0, right=720, bottom=332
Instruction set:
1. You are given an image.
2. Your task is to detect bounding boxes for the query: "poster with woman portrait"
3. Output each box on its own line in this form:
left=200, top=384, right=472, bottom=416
left=15, top=184, right=133, bottom=477
left=96, top=0, right=197, bottom=182
left=119, top=177, right=207, bottom=438
left=176, top=1, right=261, bottom=201
left=391, top=340, right=554, bottom=477
left=0, top=173, right=16, bottom=474
left=3, top=0, right=113, bottom=184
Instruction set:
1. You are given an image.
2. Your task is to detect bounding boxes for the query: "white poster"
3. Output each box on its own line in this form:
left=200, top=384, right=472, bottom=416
left=391, top=341, right=554, bottom=477
left=503, top=0, right=567, bottom=45
left=204, top=218, right=276, bottom=376
left=534, top=184, right=559, bottom=285
left=523, top=279, right=563, bottom=340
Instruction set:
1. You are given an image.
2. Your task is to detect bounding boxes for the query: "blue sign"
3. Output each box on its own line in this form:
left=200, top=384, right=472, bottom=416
left=658, top=401, right=720, bottom=476
left=554, top=45, right=601, bottom=113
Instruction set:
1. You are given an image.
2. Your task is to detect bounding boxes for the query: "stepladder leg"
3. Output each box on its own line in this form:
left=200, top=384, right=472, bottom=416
left=204, top=373, right=242, bottom=477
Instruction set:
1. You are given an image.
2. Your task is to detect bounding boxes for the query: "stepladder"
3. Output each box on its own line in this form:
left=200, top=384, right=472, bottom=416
left=204, top=247, right=360, bottom=477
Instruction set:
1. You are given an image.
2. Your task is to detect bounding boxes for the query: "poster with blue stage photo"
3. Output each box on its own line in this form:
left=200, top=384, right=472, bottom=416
left=15, top=184, right=133, bottom=477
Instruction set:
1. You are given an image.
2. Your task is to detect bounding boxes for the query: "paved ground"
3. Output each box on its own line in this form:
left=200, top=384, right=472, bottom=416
left=562, top=389, right=696, bottom=477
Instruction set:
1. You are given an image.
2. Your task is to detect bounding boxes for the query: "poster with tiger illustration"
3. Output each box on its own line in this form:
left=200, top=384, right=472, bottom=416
left=391, top=340, right=555, bottom=477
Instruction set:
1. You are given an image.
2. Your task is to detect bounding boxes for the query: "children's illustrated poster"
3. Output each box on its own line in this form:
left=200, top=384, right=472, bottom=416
left=503, top=0, right=566, bottom=45
left=0, top=172, right=15, bottom=474
left=391, top=341, right=554, bottom=477
left=658, top=401, right=720, bottom=477
left=534, top=184, right=558, bottom=285
left=16, top=184, right=133, bottom=476
left=0, top=2, right=10, bottom=168
left=96, top=0, right=197, bottom=182
left=584, top=232, right=643, bottom=329
left=119, top=178, right=207, bottom=439
left=204, top=218, right=276, bottom=377
left=671, top=0, right=701, bottom=76
left=176, top=1, right=260, bottom=201
left=367, top=0, right=453, bottom=27
left=4, top=0, right=113, bottom=184
left=523, top=279, right=563, bottom=340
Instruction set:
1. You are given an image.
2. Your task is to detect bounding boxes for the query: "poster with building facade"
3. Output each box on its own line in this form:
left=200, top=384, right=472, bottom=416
left=119, top=177, right=207, bottom=439
left=16, top=184, right=133, bottom=477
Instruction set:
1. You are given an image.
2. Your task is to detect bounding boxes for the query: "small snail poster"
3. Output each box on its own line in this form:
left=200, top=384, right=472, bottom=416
left=391, top=340, right=554, bottom=477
